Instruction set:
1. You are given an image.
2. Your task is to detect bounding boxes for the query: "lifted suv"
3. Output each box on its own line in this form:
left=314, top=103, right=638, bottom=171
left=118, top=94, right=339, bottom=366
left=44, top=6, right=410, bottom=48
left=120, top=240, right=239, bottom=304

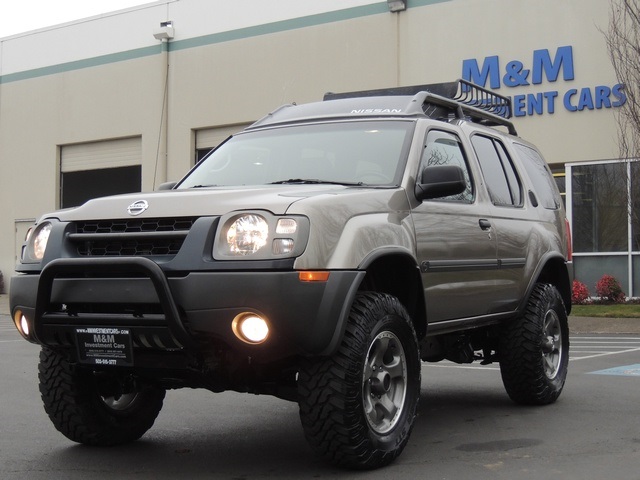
left=11, top=80, right=572, bottom=469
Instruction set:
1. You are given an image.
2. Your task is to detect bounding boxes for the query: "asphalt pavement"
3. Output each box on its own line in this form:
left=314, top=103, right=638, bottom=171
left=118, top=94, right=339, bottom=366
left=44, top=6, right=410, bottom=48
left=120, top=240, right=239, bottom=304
left=2, top=293, right=640, bottom=479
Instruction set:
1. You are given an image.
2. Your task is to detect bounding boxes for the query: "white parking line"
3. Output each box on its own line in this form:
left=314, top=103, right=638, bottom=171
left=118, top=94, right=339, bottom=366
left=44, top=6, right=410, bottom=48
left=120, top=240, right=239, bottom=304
left=570, top=336, right=640, bottom=361
left=421, top=336, right=640, bottom=369
left=570, top=348, right=640, bottom=361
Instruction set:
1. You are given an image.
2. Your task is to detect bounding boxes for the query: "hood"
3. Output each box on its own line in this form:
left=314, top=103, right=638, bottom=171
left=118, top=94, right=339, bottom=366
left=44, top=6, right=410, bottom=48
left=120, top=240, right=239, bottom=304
left=45, top=185, right=364, bottom=222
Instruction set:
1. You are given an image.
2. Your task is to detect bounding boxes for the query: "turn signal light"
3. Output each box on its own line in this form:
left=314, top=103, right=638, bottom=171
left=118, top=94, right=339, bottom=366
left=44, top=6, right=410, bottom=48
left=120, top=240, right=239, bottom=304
left=298, top=271, right=330, bottom=282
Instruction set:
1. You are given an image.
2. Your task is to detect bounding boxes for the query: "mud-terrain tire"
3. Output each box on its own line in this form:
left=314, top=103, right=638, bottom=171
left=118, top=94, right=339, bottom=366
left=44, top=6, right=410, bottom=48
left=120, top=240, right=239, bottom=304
left=38, top=347, right=165, bottom=445
left=298, top=292, right=420, bottom=469
left=499, top=283, right=569, bottom=405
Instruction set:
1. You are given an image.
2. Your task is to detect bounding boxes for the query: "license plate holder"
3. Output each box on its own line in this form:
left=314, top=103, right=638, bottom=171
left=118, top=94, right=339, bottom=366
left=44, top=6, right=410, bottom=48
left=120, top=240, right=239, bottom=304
left=76, top=327, right=134, bottom=367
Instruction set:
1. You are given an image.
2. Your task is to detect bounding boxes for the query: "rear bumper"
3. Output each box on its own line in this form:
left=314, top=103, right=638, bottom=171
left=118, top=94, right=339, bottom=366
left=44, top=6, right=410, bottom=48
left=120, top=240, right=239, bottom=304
left=11, top=257, right=364, bottom=360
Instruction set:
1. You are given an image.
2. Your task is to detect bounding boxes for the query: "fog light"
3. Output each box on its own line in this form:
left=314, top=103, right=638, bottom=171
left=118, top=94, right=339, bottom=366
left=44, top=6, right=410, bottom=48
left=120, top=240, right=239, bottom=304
left=232, top=313, right=270, bottom=344
left=13, top=310, right=30, bottom=337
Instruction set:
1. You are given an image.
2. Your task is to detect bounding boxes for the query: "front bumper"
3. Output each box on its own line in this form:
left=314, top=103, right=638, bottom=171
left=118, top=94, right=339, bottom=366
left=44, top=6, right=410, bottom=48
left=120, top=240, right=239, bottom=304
left=11, top=257, right=364, bottom=361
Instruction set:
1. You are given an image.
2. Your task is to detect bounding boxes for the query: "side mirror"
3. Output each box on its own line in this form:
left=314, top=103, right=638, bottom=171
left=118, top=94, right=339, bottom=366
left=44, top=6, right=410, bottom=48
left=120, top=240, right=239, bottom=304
left=414, top=165, right=466, bottom=201
left=157, top=181, right=177, bottom=191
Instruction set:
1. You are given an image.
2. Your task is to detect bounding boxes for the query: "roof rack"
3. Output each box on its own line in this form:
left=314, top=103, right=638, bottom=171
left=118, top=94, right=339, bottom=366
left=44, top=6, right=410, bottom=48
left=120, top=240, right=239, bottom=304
left=453, top=79, right=512, bottom=119
left=323, top=81, right=459, bottom=101
left=324, top=79, right=517, bottom=136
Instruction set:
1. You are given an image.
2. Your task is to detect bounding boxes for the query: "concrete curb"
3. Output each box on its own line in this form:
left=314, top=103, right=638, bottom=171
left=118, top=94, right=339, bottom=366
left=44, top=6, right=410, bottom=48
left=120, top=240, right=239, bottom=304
left=2, top=294, right=639, bottom=334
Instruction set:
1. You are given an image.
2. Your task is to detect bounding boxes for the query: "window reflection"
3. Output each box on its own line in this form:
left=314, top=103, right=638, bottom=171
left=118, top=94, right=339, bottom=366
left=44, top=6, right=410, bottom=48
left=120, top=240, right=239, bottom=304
left=420, top=130, right=474, bottom=203
left=572, top=162, right=628, bottom=252
left=178, top=121, right=413, bottom=188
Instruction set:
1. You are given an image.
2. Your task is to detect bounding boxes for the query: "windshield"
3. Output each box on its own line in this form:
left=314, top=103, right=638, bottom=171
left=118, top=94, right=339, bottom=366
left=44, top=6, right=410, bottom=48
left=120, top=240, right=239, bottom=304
left=177, top=121, right=414, bottom=188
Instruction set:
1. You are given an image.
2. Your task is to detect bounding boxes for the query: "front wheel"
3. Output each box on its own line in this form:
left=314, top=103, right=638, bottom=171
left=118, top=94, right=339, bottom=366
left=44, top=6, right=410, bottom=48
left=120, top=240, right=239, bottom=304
left=499, top=283, right=569, bottom=405
left=298, top=292, right=421, bottom=469
left=38, top=347, right=165, bottom=446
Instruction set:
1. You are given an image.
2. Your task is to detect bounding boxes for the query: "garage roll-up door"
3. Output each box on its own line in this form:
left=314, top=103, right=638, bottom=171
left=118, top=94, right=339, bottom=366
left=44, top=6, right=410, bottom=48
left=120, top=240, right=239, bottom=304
left=195, top=124, right=250, bottom=151
left=61, top=136, right=141, bottom=173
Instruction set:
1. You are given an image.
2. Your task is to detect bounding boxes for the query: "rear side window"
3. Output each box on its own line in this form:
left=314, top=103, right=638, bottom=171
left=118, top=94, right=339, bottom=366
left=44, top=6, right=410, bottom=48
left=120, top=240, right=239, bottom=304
left=513, top=144, right=561, bottom=210
left=471, top=135, right=522, bottom=207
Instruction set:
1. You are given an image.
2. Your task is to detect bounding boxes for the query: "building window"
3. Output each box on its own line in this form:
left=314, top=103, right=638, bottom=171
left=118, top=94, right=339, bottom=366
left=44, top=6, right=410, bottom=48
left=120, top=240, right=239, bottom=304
left=571, top=162, right=628, bottom=253
left=568, top=159, right=640, bottom=297
left=632, top=161, right=640, bottom=252
left=61, top=165, right=142, bottom=208
left=551, top=167, right=566, bottom=208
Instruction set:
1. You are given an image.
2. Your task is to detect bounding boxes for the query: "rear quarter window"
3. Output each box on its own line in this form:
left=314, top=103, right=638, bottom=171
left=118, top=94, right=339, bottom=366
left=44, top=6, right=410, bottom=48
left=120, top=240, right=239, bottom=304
left=471, top=135, right=522, bottom=207
left=513, top=144, right=562, bottom=210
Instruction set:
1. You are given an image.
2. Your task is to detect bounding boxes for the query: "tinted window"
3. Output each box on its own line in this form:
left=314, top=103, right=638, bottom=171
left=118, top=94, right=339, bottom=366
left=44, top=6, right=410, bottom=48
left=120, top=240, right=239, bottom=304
left=420, top=130, right=473, bottom=202
left=495, top=141, right=522, bottom=205
left=514, top=144, right=561, bottom=209
left=472, top=135, right=522, bottom=206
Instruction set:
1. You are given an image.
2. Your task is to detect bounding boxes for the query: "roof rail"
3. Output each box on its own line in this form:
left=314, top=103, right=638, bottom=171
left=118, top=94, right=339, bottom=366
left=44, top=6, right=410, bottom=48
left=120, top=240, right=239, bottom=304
left=323, top=81, right=459, bottom=101
left=324, top=79, right=517, bottom=135
left=249, top=103, right=296, bottom=130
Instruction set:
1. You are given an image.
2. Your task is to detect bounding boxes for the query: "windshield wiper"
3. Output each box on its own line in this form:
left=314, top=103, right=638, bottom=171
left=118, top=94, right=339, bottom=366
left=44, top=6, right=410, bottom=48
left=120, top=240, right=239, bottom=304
left=189, top=184, right=219, bottom=189
left=269, top=178, right=364, bottom=186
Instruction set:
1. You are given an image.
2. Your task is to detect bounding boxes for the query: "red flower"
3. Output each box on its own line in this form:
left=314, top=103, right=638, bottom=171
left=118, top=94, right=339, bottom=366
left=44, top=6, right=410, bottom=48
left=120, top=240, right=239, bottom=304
left=572, top=280, right=590, bottom=305
left=595, top=274, right=625, bottom=303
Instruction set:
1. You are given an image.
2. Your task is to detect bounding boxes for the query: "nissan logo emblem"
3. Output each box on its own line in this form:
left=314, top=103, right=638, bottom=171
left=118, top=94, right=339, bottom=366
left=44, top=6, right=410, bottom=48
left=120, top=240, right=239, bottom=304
left=127, top=200, right=149, bottom=216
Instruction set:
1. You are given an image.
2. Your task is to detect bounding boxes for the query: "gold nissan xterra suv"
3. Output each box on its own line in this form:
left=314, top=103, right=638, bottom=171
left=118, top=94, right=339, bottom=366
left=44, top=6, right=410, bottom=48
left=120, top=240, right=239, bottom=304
left=11, top=79, right=572, bottom=469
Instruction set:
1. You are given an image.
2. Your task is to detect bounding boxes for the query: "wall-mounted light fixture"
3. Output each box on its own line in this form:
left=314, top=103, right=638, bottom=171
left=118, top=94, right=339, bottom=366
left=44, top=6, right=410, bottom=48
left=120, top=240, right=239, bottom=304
left=387, top=0, right=407, bottom=12
left=153, top=20, right=174, bottom=40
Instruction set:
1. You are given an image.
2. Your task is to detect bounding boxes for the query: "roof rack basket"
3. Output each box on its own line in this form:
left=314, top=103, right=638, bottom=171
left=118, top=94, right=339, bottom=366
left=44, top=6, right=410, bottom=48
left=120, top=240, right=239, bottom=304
left=324, top=79, right=516, bottom=135
left=453, top=79, right=511, bottom=119
left=420, top=79, right=517, bottom=135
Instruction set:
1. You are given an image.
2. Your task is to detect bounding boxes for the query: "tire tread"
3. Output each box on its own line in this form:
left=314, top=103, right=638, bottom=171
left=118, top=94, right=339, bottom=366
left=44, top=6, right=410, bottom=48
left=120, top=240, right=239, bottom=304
left=38, top=347, right=165, bottom=446
left=298, top=292, right=420, bottom=469
left=499, top=283, right=569, bottom=405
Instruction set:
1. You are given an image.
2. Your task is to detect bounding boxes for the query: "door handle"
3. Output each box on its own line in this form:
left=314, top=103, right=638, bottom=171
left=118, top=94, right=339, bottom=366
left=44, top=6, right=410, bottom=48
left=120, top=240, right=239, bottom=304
left=479, top=219, right=492, bottom=230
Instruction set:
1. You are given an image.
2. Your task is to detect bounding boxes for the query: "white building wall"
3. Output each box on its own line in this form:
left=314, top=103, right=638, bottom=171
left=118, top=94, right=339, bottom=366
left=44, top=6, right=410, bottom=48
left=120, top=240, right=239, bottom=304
left=0, top=0, right=625, bottom=291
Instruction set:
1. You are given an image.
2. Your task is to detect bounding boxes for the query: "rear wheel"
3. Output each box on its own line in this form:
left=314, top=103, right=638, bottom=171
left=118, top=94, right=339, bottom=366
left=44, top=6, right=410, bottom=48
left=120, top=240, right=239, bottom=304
left=38, top=347, right=165, bottom=446
left=499, top=283, right=569, bottom=405
left=298, top=292, right=420, bottom=469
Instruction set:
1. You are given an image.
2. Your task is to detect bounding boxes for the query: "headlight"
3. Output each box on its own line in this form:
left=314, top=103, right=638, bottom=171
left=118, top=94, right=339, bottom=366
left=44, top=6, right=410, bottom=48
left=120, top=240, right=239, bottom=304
left=25, top=222, right=53, bottom=261
left=226, top=214, right=269, bottom=255
left=213, top=211, right=309, bottom=260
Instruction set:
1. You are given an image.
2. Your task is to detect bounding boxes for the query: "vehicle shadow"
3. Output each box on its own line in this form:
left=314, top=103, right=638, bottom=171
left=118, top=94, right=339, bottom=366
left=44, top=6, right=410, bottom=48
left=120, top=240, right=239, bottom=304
left=39, top=381, right=541, bottom=478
